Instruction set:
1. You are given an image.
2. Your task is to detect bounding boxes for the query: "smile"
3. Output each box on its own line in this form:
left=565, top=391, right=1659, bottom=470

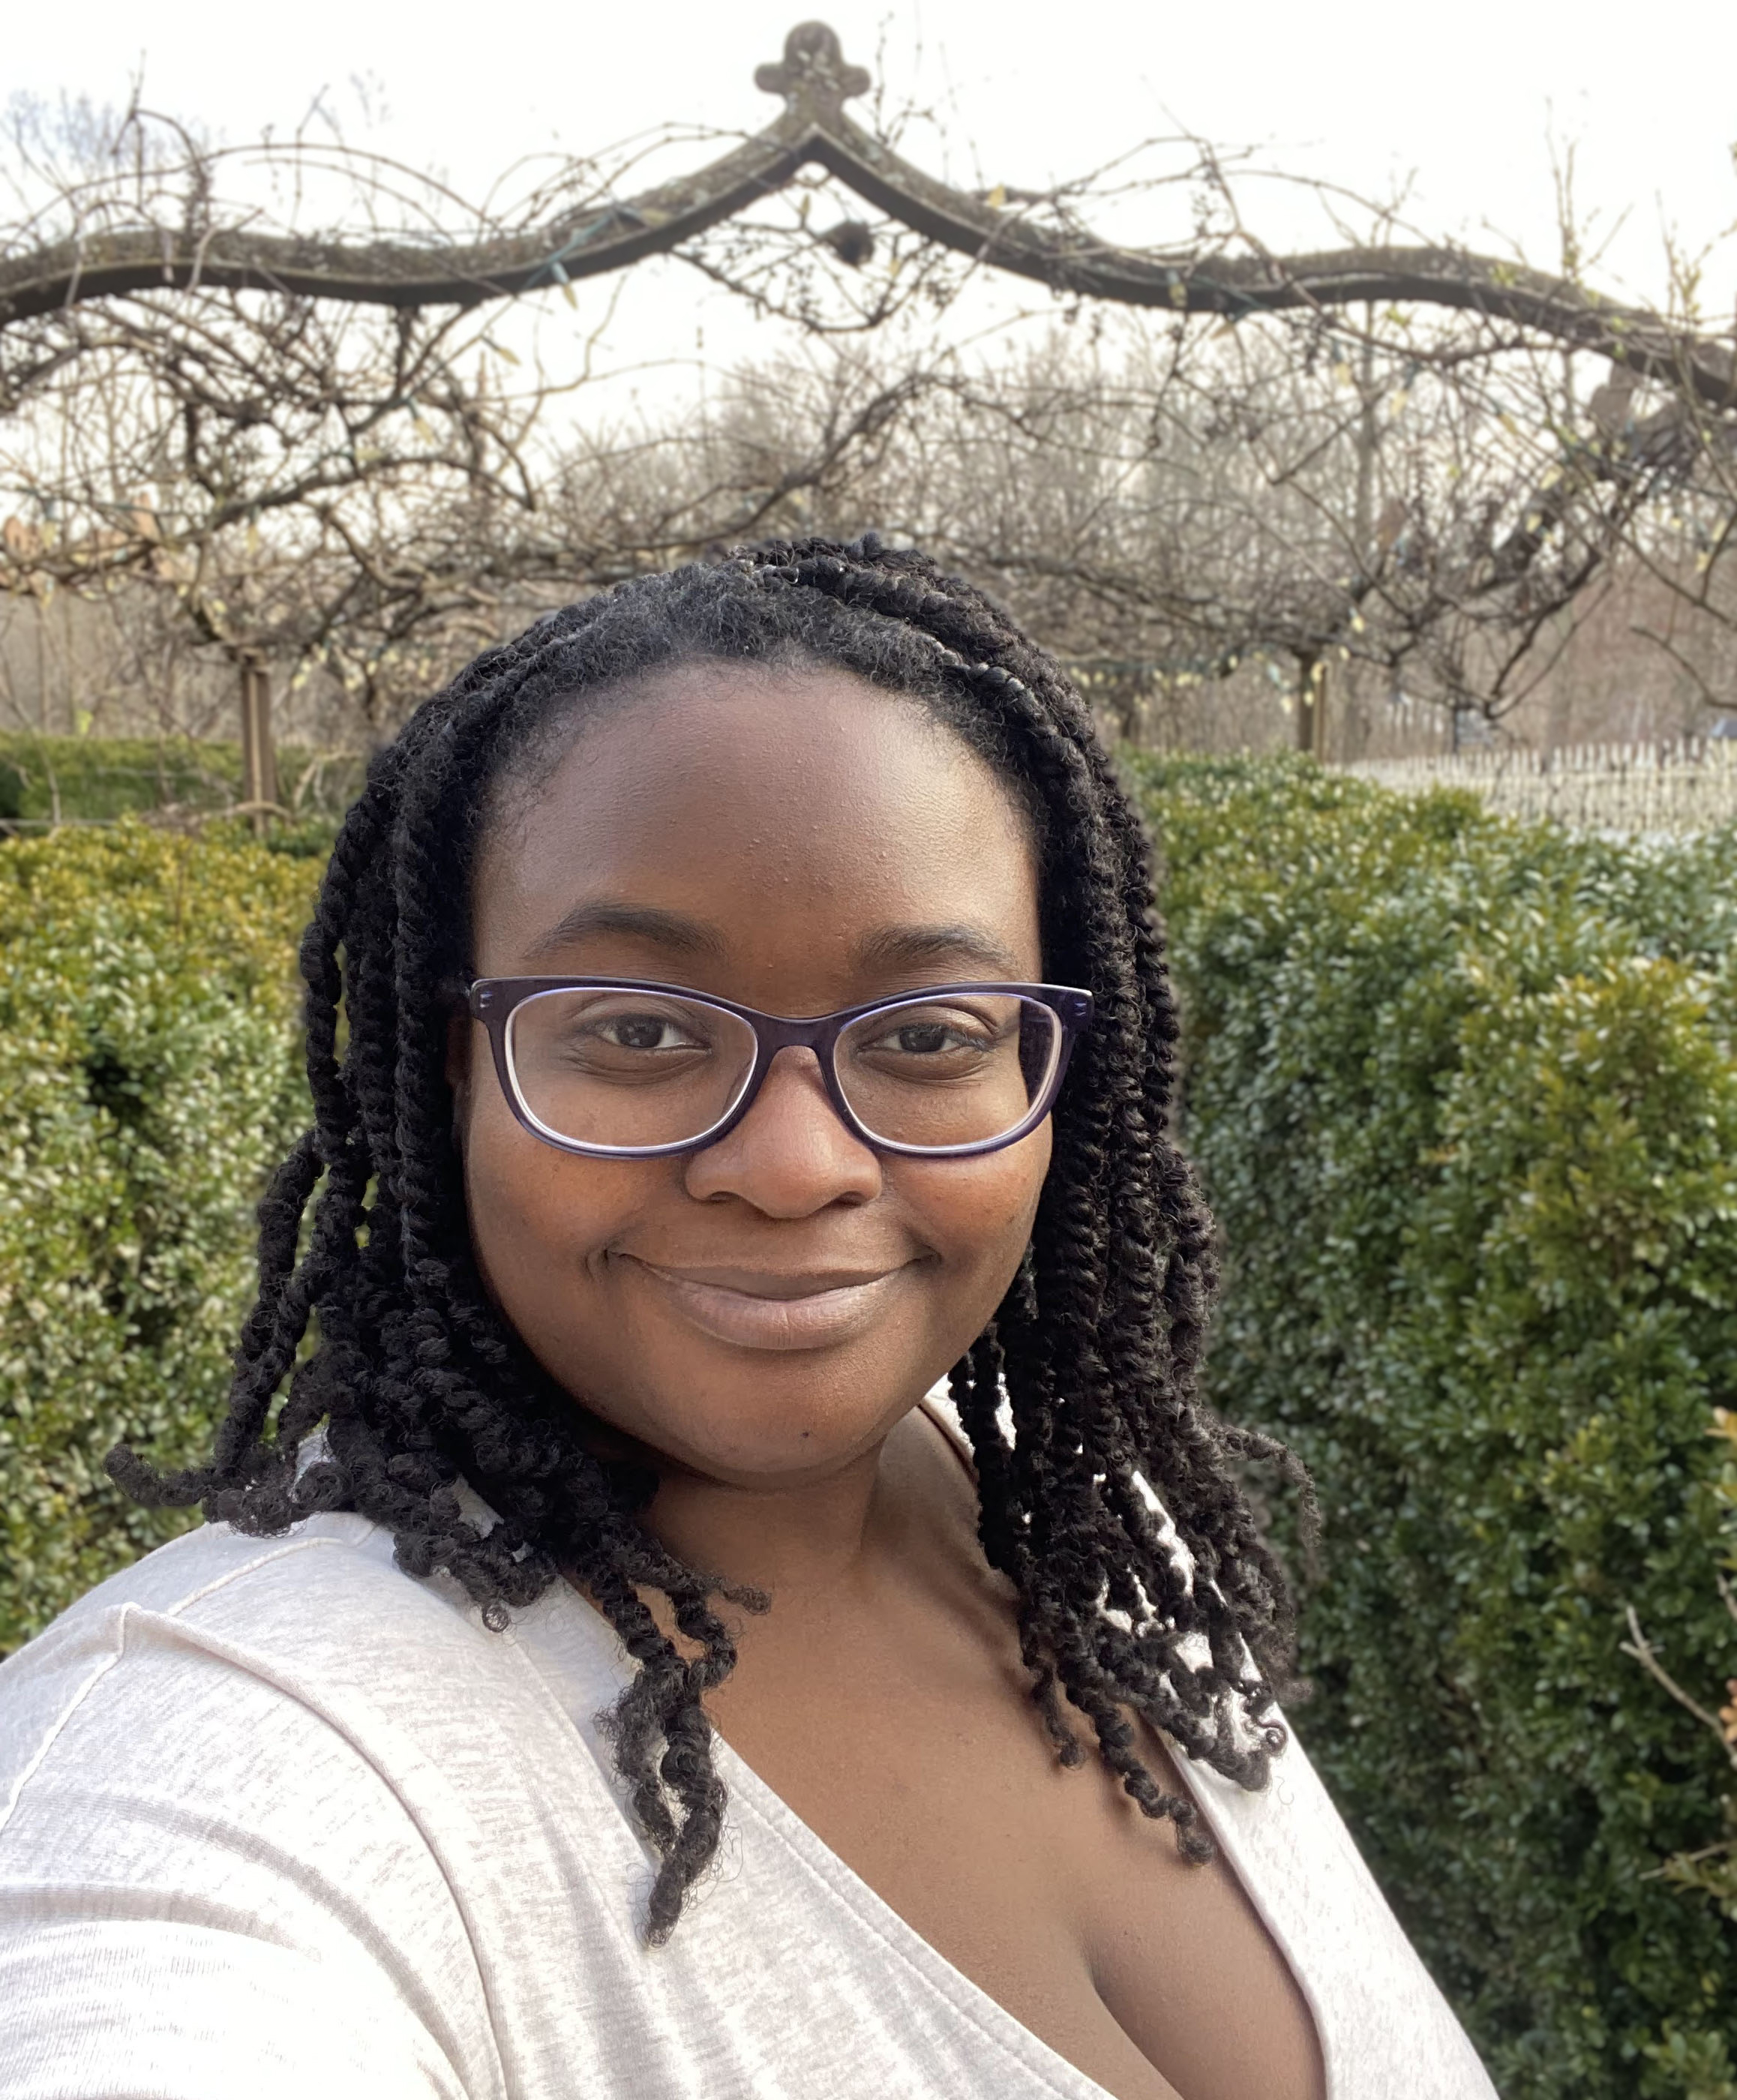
left=620, top=1257, right=914, bottom=1352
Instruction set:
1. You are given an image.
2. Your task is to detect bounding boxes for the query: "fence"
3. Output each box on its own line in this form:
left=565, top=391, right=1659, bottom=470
left=0, top=733, right=366, bottom=831
left=1342, top=738, right=1737, bottom=835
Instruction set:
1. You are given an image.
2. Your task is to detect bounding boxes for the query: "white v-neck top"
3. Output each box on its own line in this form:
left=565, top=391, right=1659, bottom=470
left=0, top=1511, right=1496, bottom=2100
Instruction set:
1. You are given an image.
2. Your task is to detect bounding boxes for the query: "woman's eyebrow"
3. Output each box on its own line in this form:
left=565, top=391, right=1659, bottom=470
left=526, top=901, right=729, bottom=963
left=851, top=923, right=1026, bottom=977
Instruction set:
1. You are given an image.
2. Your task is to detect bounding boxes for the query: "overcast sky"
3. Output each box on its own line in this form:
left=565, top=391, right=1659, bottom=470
left=6, top=0, right=1734, bottom=401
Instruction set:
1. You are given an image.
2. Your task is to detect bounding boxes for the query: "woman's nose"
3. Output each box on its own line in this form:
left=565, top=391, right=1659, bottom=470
left=682, top=1047, right=882, bottom=1215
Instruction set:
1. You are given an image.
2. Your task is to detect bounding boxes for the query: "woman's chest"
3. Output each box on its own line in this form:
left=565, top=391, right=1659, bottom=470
left=706, top=1624, right=1324, bottom=2100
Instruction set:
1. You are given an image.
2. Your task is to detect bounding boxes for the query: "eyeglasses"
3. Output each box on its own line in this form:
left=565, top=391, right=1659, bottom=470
left=466, top=977, right=1094, bottom=1160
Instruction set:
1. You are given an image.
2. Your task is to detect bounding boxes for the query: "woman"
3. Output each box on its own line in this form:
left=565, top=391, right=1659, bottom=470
left=0, top=538, right=1495, bottom=2099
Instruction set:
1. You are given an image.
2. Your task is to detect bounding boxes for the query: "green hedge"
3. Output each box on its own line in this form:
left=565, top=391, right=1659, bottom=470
left=0, top=824, right=318, bottom=1651
left=6, top=767, right=1737, bottom=2093
left=1133, top=756, right=1737, bottom=2099
left=0, top=731, right=364, bottom=825
left=1655, top=1407, right=1737, bottom=1928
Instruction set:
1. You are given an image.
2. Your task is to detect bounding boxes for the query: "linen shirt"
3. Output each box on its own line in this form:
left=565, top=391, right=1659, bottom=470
left=0, top=1512, right=1497, bottom=2099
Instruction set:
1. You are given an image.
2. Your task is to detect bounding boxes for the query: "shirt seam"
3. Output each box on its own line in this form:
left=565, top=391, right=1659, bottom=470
left=0, top=1534, right=358, bottom=1844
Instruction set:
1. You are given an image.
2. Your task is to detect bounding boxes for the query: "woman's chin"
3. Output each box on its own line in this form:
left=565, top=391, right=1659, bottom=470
left=595, top=1356, right=925, bottom=1486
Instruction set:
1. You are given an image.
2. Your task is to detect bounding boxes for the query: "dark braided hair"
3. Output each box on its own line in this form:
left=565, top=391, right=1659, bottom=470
left=112, top=533, right=1304, bottom=1942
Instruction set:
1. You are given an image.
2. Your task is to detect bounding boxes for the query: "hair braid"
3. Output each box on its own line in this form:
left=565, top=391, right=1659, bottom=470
left=113, top=532, right=1300, bottom=1937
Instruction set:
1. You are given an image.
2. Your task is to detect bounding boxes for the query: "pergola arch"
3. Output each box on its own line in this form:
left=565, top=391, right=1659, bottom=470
left=1, top=21, right=1730, bottom=412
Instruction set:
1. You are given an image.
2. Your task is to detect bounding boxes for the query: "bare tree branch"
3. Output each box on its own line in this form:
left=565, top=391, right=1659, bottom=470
left=1622, top=1603, right=1737, bottom=1773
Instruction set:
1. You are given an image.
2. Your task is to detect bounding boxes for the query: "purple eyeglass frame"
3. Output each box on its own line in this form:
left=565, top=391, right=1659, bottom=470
left=466, top=976, right=1095, bottom=1160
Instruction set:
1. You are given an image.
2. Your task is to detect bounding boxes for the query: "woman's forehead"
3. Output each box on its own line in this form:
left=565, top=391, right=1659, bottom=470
left=471, top=664, right=1042, bottom=980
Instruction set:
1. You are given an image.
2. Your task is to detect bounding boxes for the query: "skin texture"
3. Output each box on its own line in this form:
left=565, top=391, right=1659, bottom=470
left=449, top=663, right=1324, bottom=2100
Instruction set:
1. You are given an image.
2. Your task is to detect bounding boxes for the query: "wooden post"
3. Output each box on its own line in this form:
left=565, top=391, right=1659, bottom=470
left=1297, top=656, right=1327, bottom=757
left=34, top=590, right=48, bottom=730
left=238, top=658, right=277, bottom=836
left=62, top=591, right=76, bottom=734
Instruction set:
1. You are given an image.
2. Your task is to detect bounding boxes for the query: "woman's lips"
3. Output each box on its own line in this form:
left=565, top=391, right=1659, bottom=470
left=620, top=1256, right=913, bottom=1352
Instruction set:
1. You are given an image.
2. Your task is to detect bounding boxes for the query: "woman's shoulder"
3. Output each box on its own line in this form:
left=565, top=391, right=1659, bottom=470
left=0, top=1514, right=627, bottom=1831
left=14, top=1509, right=402, bottom=1638
left=4, top=1514, right=483, bottom=1720
left=0, top=1520, right=608, bottom=2100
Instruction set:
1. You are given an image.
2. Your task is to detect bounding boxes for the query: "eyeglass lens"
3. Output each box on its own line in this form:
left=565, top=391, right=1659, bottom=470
left=502, top=988, right=1063, bottom=1154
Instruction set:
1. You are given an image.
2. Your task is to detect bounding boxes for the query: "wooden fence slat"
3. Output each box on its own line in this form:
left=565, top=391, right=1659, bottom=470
left=1341, top=740, right=1737, bottom=835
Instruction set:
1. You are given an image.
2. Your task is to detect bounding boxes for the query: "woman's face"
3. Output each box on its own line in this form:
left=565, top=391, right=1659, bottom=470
left=451, top=661, right=1052, bottom=1488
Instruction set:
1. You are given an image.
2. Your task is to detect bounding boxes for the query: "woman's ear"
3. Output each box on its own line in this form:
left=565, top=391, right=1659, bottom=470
left=445, top=1011, right=473, bottom=1149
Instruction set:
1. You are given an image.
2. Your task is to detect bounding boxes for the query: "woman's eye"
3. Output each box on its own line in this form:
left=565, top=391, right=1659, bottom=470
left=866, top=1015, right=990, bottom=1058
left=596, top=1015, right=702, bottom=1052
left=891, top=1022, right=962, bottom=1054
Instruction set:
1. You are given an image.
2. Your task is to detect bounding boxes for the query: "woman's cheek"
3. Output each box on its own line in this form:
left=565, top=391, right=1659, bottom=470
left=462, top=1104, right=637, bottom=1308
left=898, top=1120, right=1051, bottom=1273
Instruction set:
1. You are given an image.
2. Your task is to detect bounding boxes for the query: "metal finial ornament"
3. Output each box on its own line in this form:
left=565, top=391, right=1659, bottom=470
left=754, top=22, right=872, bottom=124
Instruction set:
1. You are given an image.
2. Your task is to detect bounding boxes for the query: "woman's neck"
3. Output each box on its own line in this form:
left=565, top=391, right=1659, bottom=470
left=643, top=1436, right=899, bottom=1598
